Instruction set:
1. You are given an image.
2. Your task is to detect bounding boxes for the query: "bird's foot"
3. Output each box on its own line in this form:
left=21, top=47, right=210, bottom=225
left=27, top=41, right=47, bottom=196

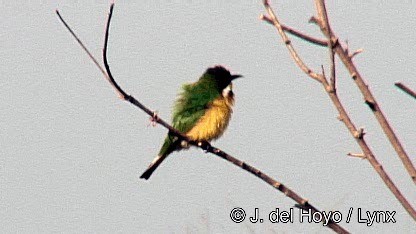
left=147, top=111, right=159, bottom=127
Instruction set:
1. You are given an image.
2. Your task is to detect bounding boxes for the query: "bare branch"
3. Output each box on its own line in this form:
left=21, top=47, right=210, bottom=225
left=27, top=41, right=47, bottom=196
left=56, top=10, right=109, bottom=83
left=395, top=82, right=416, bottom=99
left=260, top=14, right=328, bottom=47
left=262, top=0, right=324, bottom=83
left=57, top=4, right=349, bottom=233
left=261, top=0, right=416, bottom=221
left=328, top=40, right=336, bottom=91
left=314, top=0, right=416, bottom=219
left=323, top=70, right=416, bottom=220
left=313, top=1, right=337, bottom=90
left=315, top=0, right=416, bottom=185
left=328, top=41, right=336, bottom=91
left=101, top=4, right=193, bottom=144
left=103, top=4, right=126, bottom=99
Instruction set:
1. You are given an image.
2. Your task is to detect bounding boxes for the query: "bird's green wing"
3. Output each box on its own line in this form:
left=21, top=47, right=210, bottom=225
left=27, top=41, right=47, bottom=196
left=158, top=78, right=220, bottom=156
left=172, top=81, right=220, bottom=133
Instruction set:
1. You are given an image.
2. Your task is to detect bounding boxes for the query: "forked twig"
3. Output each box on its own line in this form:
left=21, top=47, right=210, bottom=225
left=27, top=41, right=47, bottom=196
left=56, top=3, right=349, bottom=233
left=262, top=0, right=324, bottom=83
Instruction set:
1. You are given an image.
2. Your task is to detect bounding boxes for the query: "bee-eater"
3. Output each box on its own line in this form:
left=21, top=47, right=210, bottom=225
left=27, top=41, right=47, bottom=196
left=140, top=66, right=242, bottom=180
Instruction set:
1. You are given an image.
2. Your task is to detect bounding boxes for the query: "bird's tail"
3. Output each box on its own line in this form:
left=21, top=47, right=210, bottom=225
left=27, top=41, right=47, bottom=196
left=140, top=154, right=168, bottom=180
left=140, top=135, right=175, bottom=180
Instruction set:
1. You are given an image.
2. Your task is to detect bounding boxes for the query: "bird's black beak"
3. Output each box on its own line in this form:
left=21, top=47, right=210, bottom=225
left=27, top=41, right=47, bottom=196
left=231, top=74, right=243, bottom=80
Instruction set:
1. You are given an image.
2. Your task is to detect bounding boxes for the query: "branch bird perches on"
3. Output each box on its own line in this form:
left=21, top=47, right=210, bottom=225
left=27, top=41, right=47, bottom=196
left=56, top=3, right=349, bottom=233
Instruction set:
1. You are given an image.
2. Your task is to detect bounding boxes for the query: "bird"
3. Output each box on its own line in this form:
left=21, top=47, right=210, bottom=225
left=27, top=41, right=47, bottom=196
left=140, top=65, right=242, bottom=180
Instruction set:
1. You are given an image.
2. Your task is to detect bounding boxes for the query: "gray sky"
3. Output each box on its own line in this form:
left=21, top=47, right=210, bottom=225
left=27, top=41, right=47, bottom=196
left=1, top=0, right=415, bottom=233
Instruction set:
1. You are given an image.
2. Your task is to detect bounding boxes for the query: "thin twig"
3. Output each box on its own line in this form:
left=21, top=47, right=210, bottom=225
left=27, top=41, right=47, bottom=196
left=103, top=4, right=126, bottom=100
left=262, top=0, right=324, bottom=83
left=395, top=82, right=416, bottom=99
left=327, top=36, right=336, bottom=91
left=312, top=2, right=337, bottom=91
left=314, top=0, right=416, bottom=186
left=329, top=51, right=336, bottom=91
left=347, top=153, right=366, bottom=159
left=56, top=4, right=349, bottom=233
left=102, top=4, right=194, bottom=141
left=260, top=14, right=328, bottom=47
left=56, top=10, right=109, bottom=81
left=350, top=48, right=363, bottom=59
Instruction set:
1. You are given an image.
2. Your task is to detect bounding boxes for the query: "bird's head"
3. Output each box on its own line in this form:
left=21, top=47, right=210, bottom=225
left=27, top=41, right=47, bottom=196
left=202, top=66, right=242, bottom=97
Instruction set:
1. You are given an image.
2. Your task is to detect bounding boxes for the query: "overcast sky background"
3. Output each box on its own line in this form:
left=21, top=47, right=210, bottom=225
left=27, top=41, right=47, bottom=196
left=1, top=0, right=415, bottom=233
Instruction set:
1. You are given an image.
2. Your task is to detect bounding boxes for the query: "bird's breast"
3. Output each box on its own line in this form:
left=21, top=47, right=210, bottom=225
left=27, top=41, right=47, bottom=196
left=185, top=95, right=234, bottom=142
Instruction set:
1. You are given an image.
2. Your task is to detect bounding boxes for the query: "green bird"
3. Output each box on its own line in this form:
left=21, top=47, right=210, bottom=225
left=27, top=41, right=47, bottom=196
left=140, top=66, right=242, bottom=180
